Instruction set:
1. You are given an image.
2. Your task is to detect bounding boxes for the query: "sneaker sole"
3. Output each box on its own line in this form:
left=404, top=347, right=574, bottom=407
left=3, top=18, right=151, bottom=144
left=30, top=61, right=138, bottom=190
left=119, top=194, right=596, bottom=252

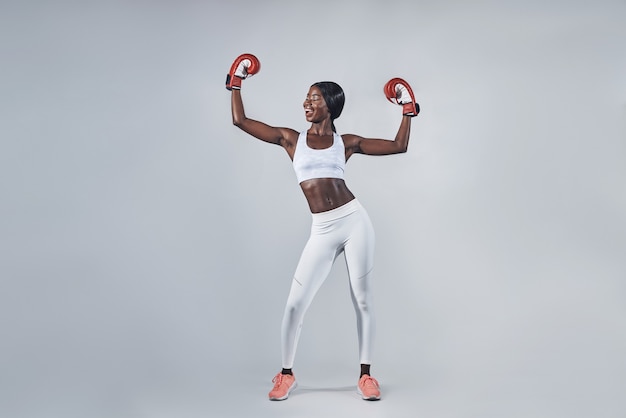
left=357, top=387, right=381, bottom=401
left=269, top=381, right=297, bottom=401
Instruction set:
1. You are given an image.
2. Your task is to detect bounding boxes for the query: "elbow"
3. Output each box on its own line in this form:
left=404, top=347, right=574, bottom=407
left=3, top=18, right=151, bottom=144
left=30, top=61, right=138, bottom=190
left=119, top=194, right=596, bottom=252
left=232, top=115, right=244, bottom=128
left=391, top=138, right=408, bottom=154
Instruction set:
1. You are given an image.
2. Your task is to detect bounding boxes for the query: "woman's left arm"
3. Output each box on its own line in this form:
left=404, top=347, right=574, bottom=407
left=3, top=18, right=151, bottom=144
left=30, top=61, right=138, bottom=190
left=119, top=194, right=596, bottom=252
left=344, top=77, right=419, bottom=159
left=345, top=115, right=412, bottom=157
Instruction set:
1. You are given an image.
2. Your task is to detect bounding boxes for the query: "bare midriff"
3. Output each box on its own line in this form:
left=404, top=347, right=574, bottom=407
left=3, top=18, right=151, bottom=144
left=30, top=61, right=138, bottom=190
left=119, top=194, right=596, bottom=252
left=299, top=178, right=355, bottom=213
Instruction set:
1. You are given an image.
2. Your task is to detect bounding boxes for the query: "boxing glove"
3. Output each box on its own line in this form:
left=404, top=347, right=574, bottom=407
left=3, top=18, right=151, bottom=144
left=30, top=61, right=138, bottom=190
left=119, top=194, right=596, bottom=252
left=225, top=53, right=261, bottom=90
left=384, top=78, right=420, bottom=117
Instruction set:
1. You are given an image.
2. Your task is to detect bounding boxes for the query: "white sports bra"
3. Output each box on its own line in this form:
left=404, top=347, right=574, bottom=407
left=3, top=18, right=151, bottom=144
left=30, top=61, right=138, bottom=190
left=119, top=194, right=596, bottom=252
left=292, top=131, right=346, bottom=184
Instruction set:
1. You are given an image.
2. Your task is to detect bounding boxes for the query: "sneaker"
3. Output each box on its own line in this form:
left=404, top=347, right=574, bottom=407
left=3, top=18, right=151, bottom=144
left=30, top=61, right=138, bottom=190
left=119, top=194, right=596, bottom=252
left=357, top=374, right=381, bottom=400
left=268, top=373, right=297, bottom=401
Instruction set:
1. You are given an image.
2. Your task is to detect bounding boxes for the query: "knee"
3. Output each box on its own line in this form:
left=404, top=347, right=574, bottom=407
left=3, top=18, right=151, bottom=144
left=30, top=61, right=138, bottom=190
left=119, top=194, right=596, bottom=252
left=352, top=295, right=373, bottom=315
left=283, top=300, right=305, bottom=322
left=357, top=299, right=372, bottom=314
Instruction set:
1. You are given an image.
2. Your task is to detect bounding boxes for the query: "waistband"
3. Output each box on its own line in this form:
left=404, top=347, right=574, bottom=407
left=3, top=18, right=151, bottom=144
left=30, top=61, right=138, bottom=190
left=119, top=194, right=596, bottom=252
left=311, top=198, right=361, bottom=223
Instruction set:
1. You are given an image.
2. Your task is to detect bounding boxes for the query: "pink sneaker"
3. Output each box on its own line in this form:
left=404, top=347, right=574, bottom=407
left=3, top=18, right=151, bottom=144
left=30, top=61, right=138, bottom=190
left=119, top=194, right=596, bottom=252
left=268, top=373, right=297, bottom=401
left=357, top=374, right=381, bottom=400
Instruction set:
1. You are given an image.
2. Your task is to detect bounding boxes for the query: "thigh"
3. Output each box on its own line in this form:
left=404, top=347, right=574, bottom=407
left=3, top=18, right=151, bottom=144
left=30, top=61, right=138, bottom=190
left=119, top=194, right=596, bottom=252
left=343, top=209, right=376, bottom=281
left=290, top=232, right=341, bottom=303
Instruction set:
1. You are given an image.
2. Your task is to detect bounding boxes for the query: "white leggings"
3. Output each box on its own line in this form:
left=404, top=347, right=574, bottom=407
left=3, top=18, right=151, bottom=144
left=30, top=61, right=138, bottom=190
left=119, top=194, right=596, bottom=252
left=281, top=199, right=376, bottom=368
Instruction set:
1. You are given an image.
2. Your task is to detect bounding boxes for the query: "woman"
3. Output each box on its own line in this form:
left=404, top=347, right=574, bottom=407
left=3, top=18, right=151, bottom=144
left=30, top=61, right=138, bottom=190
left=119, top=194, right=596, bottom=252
left=225, top=53, right=419, bottom=401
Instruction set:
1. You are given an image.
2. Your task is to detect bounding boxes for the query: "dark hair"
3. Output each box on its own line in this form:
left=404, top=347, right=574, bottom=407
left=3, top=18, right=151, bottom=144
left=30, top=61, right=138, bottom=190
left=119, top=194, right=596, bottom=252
left=311, top=81, right=344, bottom=132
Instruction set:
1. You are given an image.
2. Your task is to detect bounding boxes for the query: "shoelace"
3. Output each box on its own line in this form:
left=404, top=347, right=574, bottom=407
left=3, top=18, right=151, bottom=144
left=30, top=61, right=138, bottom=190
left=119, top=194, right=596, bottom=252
left=361, top=376, right=379, bottom=389
left=272, top=373, right=285, bottom=389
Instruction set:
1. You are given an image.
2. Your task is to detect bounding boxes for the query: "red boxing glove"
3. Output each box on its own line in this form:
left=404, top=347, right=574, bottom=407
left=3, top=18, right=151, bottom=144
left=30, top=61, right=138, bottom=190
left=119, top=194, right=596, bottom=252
left=225, top=53, right=261, bottom=90
left=384, top=78, right=420, bottom=117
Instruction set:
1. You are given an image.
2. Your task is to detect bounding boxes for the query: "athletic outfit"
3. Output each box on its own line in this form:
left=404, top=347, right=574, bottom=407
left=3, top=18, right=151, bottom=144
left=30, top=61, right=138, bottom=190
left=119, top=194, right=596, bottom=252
left=292, top=130, right=346, bottom=183
left=281, top=131, right=376, bottom=369
left=269, top=131, right=381, bottom=401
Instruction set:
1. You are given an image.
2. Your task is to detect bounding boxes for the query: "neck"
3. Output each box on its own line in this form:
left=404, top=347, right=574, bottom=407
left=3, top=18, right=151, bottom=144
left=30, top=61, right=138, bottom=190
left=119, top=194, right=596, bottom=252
left=308, top=120, right=334, bottom=136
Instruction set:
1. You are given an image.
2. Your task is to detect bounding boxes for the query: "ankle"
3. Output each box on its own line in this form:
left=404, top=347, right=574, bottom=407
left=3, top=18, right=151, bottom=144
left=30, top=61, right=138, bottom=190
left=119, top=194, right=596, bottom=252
left=360, top=364, right=371, bottom=378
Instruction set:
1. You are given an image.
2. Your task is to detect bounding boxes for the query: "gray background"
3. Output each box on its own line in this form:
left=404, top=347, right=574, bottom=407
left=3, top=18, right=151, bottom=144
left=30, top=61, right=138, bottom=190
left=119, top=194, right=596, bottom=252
left=1, top=1, right=625, bottom=417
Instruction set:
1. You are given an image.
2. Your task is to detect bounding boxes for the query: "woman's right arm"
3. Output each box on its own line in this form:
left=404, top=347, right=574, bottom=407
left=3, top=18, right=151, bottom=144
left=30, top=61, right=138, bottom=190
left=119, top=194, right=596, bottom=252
left=231, top=89, right=297, bottom=152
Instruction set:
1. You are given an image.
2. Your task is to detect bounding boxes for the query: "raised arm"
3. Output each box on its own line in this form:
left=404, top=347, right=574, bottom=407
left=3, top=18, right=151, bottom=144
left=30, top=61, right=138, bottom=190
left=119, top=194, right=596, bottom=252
left=226, top=54, right=297, bottom=152
left=345, top=78, right=419, bottom=158
left=345, top=115, right=412, bottom=156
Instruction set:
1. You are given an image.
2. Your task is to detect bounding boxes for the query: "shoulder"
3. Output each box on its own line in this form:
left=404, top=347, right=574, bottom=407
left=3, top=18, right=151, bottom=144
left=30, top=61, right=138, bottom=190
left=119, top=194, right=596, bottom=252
left=339, top=133, right=363, bottom=150
left=278, top=128, right=301, bottom=149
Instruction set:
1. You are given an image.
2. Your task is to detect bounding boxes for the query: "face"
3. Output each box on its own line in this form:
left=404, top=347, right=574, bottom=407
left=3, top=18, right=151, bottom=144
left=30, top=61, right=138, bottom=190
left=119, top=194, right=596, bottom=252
left=303, top=86, right=330, bottom=123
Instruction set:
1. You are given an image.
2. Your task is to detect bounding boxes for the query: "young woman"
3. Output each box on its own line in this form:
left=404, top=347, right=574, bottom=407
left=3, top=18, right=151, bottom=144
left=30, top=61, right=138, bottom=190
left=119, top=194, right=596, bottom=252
left=225, top=53, right=419, bottom=401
